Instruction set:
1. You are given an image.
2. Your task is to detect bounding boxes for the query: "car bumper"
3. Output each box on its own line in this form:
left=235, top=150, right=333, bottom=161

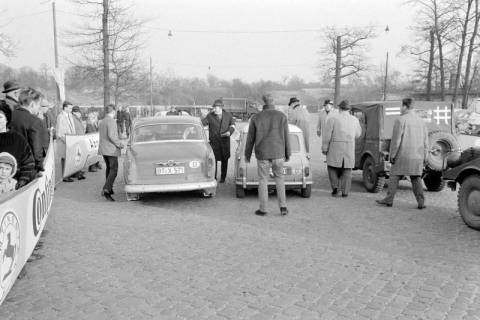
left=125, top=180, right=217, bottom=193
left=235, top=179, right=313, bottom=189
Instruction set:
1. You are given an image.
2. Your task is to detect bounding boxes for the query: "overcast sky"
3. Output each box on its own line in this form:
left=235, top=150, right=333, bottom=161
left=1, top=0, right=416, bottom=82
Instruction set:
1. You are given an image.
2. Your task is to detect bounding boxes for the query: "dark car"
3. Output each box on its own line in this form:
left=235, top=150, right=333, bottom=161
left=351, top=101, right=459, bottom=193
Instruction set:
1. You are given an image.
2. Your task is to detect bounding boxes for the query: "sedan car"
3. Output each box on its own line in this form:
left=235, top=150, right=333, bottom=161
left=124, top=116, right=217, bottom=201
left=234, top=124, right=313, bottom=198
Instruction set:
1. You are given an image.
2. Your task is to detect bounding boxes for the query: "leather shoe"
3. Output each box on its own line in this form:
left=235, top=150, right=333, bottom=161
left=63, top=177, right=74, bottom=182
left=341, top=193, right=348, bottom=198
left=376, top=199, right=392, bottom=207
left=280, top=207, right=288, bottom=215
left=331, top=188, right=338, bottom=197
left=102, top=190, right=115, bottom=201
left=77, top=175, right=86, bottom=180
left=255, top=209, right=267, bottom=216
left=417, top=204, right=426, bottom=210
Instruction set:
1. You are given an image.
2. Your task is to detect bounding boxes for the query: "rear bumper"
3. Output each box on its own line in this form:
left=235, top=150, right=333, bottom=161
left=235, top=179, right=313, bottom=189
left=125, top=180, right=217, bottom=193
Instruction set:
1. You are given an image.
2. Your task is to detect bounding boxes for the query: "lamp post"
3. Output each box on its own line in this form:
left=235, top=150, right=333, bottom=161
left=383, top=25, right=390, bottom=101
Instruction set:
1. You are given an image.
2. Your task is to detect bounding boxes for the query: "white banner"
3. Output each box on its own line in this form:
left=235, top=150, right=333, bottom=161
left=64, top=133, right=100, bottom=178
left=0, top=140, right=55, bottom=305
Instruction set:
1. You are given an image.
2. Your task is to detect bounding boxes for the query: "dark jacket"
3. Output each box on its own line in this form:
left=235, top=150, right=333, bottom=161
left=1, top=96, right=19, bottom=112
left=10, top=107, right=47, bottom=171
left=245, top=105, right=291, bottom=161
left=201, top=110, right=235, bottom=161
left=86, top=121, right=98, bottom=134
left=0, top=131, right=36, bottom=185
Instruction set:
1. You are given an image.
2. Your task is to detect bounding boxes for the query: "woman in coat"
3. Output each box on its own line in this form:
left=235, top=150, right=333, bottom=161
left=201, top=99, right=235, bottom=183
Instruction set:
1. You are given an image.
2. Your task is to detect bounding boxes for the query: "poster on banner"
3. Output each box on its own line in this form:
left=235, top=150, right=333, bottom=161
left=0, top=140, right=55, bottom=305
left=64, top=133, right=100, bottom=178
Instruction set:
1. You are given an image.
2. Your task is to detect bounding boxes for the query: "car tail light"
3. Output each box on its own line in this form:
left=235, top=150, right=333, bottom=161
left=126, top=157, right=137, bottom=183
left=239, top=167, right=244, bottom=177
left=304, top=166, right=310, bottom=177
left=206, top=153, right=215, bottom=178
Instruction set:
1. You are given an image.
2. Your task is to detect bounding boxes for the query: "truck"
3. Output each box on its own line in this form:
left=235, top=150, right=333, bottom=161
left=222, top=98, right=258, bottom=120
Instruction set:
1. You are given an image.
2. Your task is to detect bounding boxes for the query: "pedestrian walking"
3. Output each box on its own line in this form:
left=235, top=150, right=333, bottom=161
left=1, top=80, right=22, bottom=111
left=56, top=101, right=76, bottom=182
left=288, top=97, right=310, bottom=153
left=245, top=93, right=290, bottom=216
left=99, top=104, right=124, bottom=201
left=317, top=99, right=338, bottom=138
left=201, top=99, right=235, bottom=183
left=376, top=98, right=429, bottom=209
left=322, top=100, right=361, bottom=197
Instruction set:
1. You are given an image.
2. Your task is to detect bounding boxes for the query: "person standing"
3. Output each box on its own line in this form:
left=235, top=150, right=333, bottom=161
left=116, top=106, right=125, bottom=137
left=56, top=101, right=76, bottom=182
left=201, top=99, right=235, bottom=183
left=99, top=104, right=124, bottom=201
left=245, top=94, right=290, bottom=216
left=1, top=80, right=22, bottom=111
left=376, top=98, right=429, bottom=209
left=322, top=100, right=361, bottom=197
left=10, top=88, right=47, bottom=174
left=124, top=107, right=132, bottom=138
left=317, top=99, right=338, bottom=138
left=288, top=97, right=310, bottom=153
left=71, top=106, right=87, bottom=180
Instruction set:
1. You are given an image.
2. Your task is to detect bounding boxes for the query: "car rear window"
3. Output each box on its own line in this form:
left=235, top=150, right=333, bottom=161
left=289, top=134, right=300, bottom=153
left=133, top=124, right=204, bottom=142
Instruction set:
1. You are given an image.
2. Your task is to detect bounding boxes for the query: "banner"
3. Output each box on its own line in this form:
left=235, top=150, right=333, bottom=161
left=64, top=133, right=100, bottom=178
left=0, top=140, right=55, bottom=305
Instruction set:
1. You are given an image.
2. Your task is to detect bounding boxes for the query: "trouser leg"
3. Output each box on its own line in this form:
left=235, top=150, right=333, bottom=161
left=220, top=159, right=228, bottom=181
left=272, top=158, right=286, bottom=208
left=384, top=175, right=401, bottom=204
left=61, top=158, right=65, bottom=177
left=339, top=168, right=352, bottom=195
left=327, top=166, right=339, bottom=191
left=103, top=156, right=118, bottom=192
left=410, top=175, right=425, bottom=206
left=214, top=161, right=218, bottom=180
left=257, top=159, right=270, bottom=212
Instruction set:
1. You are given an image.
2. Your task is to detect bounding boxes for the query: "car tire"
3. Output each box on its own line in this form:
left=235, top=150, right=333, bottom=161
left=423, top=172, right=445, bottom=192
left=236, top=185, right=245, bottom=198
left=126, top=193, right=140, bottom=201
left=426, top=131, right=459, bottom=171
left=301, top=185, right=311, bottom=198
left=362, top=156, right=385, bottom=193
left=458, top=175, right=480, bottom=230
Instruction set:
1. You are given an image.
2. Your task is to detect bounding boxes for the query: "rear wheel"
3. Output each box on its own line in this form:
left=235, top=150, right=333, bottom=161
left=236, top=185, right=245, bottom=198
left=423, top=172, right=445, bottom=192
left=362, top=156, right=385, bottom=193
left=301, top=185, right=311, bottom=198
left=458, top=175, right=480, bottom=230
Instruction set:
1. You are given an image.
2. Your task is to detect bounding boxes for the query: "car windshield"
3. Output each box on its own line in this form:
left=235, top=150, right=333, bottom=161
left=133, top=123, right=204, bottom=142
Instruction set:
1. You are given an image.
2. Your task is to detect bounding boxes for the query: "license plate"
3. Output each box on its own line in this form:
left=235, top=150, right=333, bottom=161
left=155, top=166, right=185, bottom=175
left=269, top=167, right=291, bottom=175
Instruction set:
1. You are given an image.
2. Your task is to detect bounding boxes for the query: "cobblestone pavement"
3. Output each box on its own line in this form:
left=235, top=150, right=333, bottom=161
left=1, top=119, right=480, bottom=320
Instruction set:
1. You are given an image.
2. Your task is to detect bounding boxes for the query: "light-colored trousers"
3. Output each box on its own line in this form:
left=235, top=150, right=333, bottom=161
left=257, top=159, right=287, bottom=212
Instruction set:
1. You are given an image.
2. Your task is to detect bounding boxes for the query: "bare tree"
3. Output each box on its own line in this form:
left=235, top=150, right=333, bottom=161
left=462, top=0, right=480, bottom=108
left=0, top=12, right=14, bottom=57
left=319, top=26, right=376, bottom=105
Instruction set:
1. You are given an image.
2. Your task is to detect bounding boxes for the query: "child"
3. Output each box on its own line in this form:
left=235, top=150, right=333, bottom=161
left=0, top=152, right=17, bottom=194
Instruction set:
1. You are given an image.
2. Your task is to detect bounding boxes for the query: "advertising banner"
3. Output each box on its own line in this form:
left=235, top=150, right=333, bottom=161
left=64, top=133, right=100, bottom=178
left=0, top=140, right=55, bottom=305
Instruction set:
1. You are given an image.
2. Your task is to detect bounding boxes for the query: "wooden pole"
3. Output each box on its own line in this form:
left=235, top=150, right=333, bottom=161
left=52, top=1, right=61, bottom=116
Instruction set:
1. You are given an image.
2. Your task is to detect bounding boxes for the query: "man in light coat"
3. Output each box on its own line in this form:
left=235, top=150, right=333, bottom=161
left=288, top=97, right=310, bottom=153
left=376, top=98, right=429, bottom=209
left=56, top=101, right=76, bottom=182
left=99, top=104, right=124, bottom=201
left=322, top=100, right=361, bottom=197
left=317, top=99, right=338, bottom=138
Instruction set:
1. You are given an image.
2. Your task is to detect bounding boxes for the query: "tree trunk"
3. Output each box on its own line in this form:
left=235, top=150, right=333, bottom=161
left=103, top=0, right=110, bottom=112
left=427, top=29, right=435, bottom=101
left=463, top=0, right=480, bottom=108
left=452, top=0, right=473, bottom=105
left=434, top=0, right=446, bottom=101
left=334, top=36, right=341, bottom=106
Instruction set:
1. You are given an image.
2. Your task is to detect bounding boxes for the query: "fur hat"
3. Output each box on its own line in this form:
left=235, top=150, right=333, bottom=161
left=338, top=100, right=350, bottom=110
left=0, top=152, right=17, bottom=178
left=288, top=97, right=300, bottom=106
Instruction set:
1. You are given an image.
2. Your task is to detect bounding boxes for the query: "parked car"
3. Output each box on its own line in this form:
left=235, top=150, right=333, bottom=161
left=123, top=116, right=217, bottom=201
left=443, top=147, right=480, bottom=230
left=351, top=101, right=459, bottom=193
left=234, top=123, right=313, bottom=198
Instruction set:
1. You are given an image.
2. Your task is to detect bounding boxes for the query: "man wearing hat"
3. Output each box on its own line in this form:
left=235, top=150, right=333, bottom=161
left=1, top=80, right=22, bottom=112
left=317, top=99, right=338, bottom=138
left=322, top=100, right=361, bottom=197
left=288, top=97, right=310, bottom=153
left=201, top=98, right=235, bottom=183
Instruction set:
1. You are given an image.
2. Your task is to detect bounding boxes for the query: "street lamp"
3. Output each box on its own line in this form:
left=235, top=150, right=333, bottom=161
left=383, top=25, right=390, bottom=101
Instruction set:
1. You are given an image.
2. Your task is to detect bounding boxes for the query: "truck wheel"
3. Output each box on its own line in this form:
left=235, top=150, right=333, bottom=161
left=426, top=131, right=459, bottom=171
left=362, top=157, right=385, bottom=193
left=236, top=185, right=245, bottom=198
left=301, top=185, right=311, bottom=198
left=423, top=172, right=445, bottom=192
left=458, top=175, right=480, bottom=230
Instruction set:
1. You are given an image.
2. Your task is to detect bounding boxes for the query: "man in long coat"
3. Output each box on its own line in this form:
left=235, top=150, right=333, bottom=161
left=56, top=101, right=76, bottom=182
left=201, top=99, right=235, bottom=183
left=288, top=97, right=310, bottom=152
left=377, top=98, right=429, bottom=209
left=322, top=100, right=362, bottom=197
left=317, top=99, right=338, bottom=138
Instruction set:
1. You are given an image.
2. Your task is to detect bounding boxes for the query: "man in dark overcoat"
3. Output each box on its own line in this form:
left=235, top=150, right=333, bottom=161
left=376, top=98, right=429, bottom=209
left=201, top=98, right=235, bottom=183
